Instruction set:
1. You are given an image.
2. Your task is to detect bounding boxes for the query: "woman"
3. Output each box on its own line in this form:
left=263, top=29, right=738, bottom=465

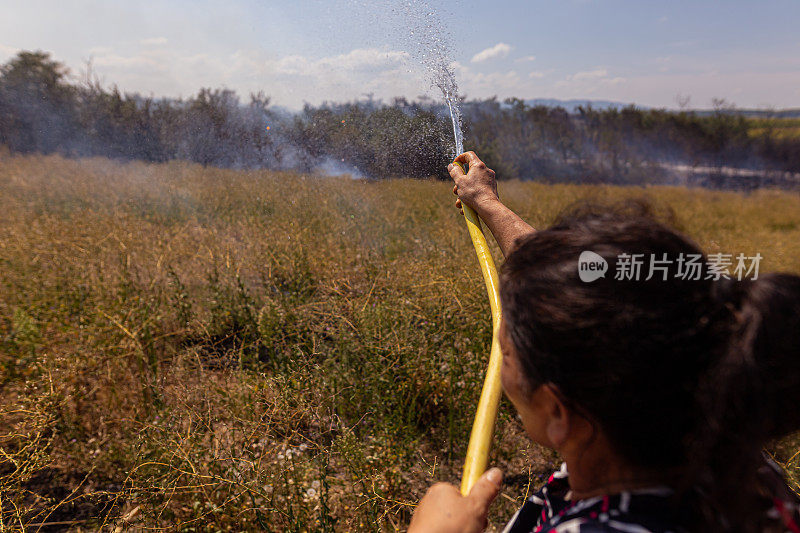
left=408, top=152, right=800, bottom=532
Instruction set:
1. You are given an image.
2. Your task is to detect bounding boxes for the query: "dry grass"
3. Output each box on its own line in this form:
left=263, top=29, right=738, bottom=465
left=748, top=117, right=800, bottom=140
left=1, top=154, right=799, bottom=531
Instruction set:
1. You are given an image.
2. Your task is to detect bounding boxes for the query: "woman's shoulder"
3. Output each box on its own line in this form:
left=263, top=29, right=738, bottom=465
left=503, top=488, right=682, bottom=533
left=502, top=465, right=683, bottom=533
left=504, top=459, right=800, bottom=533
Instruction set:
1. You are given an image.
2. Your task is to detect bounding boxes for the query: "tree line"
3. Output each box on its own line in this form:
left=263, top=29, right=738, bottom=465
left=1, top=51, right=798, bottom=187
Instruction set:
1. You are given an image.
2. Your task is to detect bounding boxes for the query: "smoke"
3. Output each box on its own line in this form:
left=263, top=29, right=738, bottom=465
left=314, top=157, right=366, bottom=180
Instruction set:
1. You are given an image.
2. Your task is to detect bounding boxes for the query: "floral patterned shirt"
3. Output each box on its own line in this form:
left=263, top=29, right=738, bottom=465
left=502, top=461, right=800, bottom=533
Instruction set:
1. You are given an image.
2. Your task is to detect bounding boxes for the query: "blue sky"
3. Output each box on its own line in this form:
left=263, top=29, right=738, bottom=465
left=1, top=0, right=798, bottom=109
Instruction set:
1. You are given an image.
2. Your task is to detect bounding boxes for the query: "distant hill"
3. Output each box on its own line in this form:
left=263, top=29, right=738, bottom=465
left=693, top=108, right=800, bottom=118
left=772, top=109, right=800, bottom=118
left=523, top=98, right=642, bottom=111
left=522, top=99, right=800, bottom=118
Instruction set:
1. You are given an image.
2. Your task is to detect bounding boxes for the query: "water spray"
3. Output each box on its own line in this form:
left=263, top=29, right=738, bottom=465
left=397, top=0, right=503, bottom=495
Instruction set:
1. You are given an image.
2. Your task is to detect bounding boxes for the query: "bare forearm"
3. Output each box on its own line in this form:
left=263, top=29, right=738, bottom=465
left=473, top=200, right=535, bottom=258
left=448, top=152, right=534, bottom=256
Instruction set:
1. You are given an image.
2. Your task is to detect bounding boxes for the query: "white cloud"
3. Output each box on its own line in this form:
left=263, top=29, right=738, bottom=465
left=553, top=68, right=627, bottom=96
left=320, top=48, right=409, bottom=71
left=529, top=71, right=545, bottom=79
left=141, top=37, right=168, bottom=46
left=273, top=49, right=409, bottom=77
left=569, top=68, right=608, bottom=81
left=81, top=46, right=420, bottom=107
left=516, top=55, right=537, bottom=63
left=274, top=55, right=311, bottom=76
left=468, top=70, right=524, bottom=93
left=449, top=61, right=536, bottom=98
left=471, top=43, right=513, bottom=63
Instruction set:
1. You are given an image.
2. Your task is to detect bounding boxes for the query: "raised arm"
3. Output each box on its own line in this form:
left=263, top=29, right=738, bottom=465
left=449, top=151, right=535, bottom=258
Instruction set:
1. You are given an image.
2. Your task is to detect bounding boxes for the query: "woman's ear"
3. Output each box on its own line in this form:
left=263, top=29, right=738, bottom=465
left=542, top=384, right=570, bottom=447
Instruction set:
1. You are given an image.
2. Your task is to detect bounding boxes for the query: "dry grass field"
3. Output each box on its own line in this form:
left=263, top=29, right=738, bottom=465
left=1, top=154, right=800, bottom=531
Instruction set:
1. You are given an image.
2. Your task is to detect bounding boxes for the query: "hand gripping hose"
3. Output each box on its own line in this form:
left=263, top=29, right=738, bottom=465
left=453, top=162, right=504, bottom=495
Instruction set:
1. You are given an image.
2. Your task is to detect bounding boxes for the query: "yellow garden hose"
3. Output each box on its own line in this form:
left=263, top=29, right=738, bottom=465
left=453, top=161, right=504, bottom=495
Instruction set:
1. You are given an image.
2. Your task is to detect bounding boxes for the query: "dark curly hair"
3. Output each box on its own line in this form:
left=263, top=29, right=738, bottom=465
left=499, top=199, right=800, bottom=531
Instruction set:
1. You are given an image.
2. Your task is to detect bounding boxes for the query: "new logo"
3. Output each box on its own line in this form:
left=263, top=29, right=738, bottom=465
left=578, top=251, right=608, bottom=282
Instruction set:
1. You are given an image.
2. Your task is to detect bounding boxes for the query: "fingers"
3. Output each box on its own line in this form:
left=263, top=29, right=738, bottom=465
left=448, top=162, right=465, bottom=181
left=455, top=151, right=485, bottom=169
left=467, top=468, right=503, bottom=514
